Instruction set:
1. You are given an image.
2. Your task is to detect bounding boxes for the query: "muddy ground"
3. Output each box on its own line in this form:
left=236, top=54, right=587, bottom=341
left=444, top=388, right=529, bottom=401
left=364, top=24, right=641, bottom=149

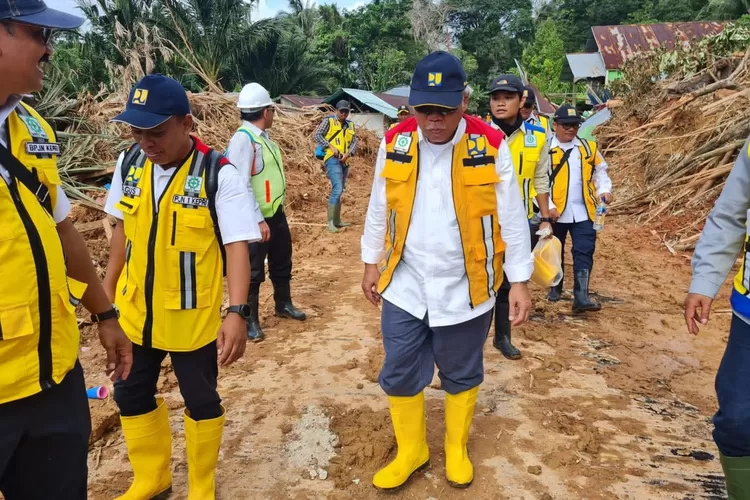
left=74, top=202, right=733, bottom=500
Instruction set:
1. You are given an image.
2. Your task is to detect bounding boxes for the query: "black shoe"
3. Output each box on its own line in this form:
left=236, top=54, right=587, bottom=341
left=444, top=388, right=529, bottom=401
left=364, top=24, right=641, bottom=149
left=573, top=269, right=601, bottom=313
left=493, top=301, right=521, bottom=360
left=247, top=293, right=265, bottom=342
left=547, top=281, right=563, bottom=302
left=273, top=281, right=307, bottom=321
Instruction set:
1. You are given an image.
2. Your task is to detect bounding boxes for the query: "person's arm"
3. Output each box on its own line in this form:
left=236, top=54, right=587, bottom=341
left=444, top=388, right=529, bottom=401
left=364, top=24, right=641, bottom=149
left=226, top=134, right=266, bottom=225
left=314, top=119, right=331, bottom=148
left=348, top=127, right=359, bottom=155
left=361, top=142, right=388, bottom=306
left=214, top=163, right=261, bottom=365
left=686, top=138, right=750, bottom=334
left=102, top=153, right=127, bottom=300
left=534, top=138, right=551, bottom=230
left=496, top=141, right=533, bottom=325
left=57, top=217, right=132, bottom=381
left=592, top=151, right=613, bottom=203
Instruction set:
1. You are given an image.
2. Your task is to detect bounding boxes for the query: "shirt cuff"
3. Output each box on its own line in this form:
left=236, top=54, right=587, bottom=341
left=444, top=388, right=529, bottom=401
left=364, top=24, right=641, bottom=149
left=361, top=239, right=385, bottom=264
left=688, top=278, right=723, bottom=299
left=504, top=261, right=534, bottom=283
left=255, top=209, right=265, bottom=224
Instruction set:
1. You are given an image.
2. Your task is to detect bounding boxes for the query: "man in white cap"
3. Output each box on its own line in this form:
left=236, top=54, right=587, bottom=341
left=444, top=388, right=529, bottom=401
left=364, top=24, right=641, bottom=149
left=226, top=83, right=306, bottom=343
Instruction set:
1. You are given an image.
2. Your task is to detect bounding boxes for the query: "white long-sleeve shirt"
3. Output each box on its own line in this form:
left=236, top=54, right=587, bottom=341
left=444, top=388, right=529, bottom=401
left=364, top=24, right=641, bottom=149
left=550, top=137, right=612, bottom=224
left=361, top=118, right=533, bottom=327
left=225, top=121, right=268, bottom=224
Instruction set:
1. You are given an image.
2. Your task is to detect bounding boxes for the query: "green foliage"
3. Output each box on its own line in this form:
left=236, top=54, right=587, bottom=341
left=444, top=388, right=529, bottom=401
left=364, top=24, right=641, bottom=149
left=521, top=19, right=568, bottom=94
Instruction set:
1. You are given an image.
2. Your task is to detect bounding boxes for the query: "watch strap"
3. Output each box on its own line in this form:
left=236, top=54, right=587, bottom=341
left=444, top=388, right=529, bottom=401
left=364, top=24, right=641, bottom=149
left=91, top=307, right=118, bottom=323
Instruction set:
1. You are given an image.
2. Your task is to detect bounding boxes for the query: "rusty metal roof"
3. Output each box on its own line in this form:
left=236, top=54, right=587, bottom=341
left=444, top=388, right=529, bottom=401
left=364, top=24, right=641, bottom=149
left=280, top=94, right=325, bottom=108
left=590, top=22, right=727, bottom=70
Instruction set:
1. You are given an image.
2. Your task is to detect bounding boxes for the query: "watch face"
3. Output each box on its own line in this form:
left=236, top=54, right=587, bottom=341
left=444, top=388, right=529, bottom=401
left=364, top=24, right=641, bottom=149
left=240, top=304, right=252, bottom=318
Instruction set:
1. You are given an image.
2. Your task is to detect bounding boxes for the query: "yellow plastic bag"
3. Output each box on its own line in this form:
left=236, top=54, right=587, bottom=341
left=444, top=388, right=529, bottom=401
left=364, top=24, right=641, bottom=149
left=531, top=236, right=563, bottom=288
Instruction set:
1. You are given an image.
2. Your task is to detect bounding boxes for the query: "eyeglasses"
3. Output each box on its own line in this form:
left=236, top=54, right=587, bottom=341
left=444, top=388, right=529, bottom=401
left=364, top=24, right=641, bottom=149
left=3, top=22, right=53, bottom=45
left=559, top=123, right=580, bottom=130
left=414, top=106, right=459, bottom=116
left=522, top=103, right=534, bottom=109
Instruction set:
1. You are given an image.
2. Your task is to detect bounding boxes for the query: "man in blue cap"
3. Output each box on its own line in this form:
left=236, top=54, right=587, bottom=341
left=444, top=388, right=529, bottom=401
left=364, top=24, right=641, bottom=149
left=102, top=74, right=260, bottom=499
left=389, top=105, right=411, bottom=130
left=361, top=51, right=533, bottom=491
left=0, top=1, right=133, bottom=498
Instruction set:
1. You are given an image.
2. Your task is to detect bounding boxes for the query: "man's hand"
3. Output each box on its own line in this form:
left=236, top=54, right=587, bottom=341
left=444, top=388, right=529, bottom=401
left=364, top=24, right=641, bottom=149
left=538, top=221, right=553, bottom=239
left=97, top=320, right=133, bottom=382
left=600, top=192, right=613, bottom=204
left=329, top=145, right=340, bottom=158
left=508, top=282, right=532, bottom=326
left=684, top=293, right=713, bottom=335
left=549, top=208, right=561, bottom=221
left=362, top=264, right=381, bottom=306
left=259, top=221, right=271, bottom=243
left=217, top=313, right=247, bottom=367
left=341, top=153, right=350, bottom=164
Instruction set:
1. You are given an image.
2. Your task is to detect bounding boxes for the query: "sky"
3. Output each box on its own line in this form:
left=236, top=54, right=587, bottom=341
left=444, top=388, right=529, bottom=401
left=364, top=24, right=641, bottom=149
left=45, top=0, right=369, bottom=21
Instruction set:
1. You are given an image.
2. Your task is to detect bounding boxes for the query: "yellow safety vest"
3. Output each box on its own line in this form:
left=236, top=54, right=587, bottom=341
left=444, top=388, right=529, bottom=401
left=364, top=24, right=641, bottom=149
left=507, top=123, right=547, bottom=219
left=550, top=138, right=599, bottom=221
left=114, top=138, right=224, bottom=352
left=0, top=102, right=87, bottom=405
left=378, top=116, right=506, bottom=308
left=323, top=117, right=355, bottom=162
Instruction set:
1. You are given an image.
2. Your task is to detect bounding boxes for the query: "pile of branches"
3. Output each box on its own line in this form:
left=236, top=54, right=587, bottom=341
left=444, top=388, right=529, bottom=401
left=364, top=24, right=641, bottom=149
left=600, top=38, right=750, bottom=252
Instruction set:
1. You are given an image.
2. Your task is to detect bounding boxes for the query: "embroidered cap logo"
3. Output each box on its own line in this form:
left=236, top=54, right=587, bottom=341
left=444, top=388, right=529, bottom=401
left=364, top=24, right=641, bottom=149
left=428, top=72, right=443, bottom=87
left=132, top=89, right=149, bottom=105
left=567, top=108, right=577, bottom=117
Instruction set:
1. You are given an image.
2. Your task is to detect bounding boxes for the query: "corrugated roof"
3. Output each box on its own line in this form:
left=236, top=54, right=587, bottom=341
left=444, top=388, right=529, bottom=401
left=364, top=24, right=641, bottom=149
left=325, top=88, right=399, bottom=118
left=591, top=22, right=726, bottom=70
left=528, top=83, right=556, bottom=115
left=280, top=94, right=325, bottom=107
left=382, top=85, right=410, bottom=97
left=562, top=53, right=607, bottom=82
left=376, top=93, right=409, bottom=110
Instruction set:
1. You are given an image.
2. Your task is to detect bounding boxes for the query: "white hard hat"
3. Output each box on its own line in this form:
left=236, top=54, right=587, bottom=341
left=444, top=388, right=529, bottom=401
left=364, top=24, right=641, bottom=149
left=237, top=82, right=273, bottom=110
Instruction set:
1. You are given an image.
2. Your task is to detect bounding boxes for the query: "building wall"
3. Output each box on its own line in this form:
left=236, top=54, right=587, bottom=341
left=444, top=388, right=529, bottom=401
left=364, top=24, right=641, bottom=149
left=350, top=113, right=387, bottom=138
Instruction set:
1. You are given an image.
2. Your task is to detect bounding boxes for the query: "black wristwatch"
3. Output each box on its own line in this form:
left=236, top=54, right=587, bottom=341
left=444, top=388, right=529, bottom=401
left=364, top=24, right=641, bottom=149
left=540, top=217, right=555, bottom=223
left=227, top=304, right=251, bottom=319
left=91, top=304, right=120, bottom=323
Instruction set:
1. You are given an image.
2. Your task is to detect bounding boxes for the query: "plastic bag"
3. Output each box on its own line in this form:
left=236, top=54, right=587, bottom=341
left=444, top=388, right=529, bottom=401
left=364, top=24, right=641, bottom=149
left=314, top=144, right=326, bottom=160
left=530, top=236, right=563, bottom=288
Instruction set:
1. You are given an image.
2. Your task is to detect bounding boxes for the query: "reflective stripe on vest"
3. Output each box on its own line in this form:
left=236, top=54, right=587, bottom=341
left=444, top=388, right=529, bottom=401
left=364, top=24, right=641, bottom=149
left=378, top=124, right=506, bottom=308
left=323, top=117, right=355, bottom=162
left=732, top=206, right=750, bottom=317
left=508, top=125, right=547, bottom=219
left=550, top=138, right=599, bottom=221
left=0, top=103, right=84, bottom=404
left=114, top=138, right=224, bottom=352
left=238, top=126, right=286, bottom=218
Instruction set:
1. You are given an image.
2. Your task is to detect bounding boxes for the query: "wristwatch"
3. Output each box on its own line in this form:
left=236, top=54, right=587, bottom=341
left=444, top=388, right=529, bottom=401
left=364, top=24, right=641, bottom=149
left=227, top=304, right=251, bottom=319
left=91, top=304, right=120, bottom=323
left=540, top=217, right=555, bottom=223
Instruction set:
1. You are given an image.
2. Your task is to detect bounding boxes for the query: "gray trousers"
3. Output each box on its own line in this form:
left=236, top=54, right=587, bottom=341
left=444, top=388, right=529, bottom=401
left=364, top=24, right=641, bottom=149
left=379, top=300, right=493, bottom=396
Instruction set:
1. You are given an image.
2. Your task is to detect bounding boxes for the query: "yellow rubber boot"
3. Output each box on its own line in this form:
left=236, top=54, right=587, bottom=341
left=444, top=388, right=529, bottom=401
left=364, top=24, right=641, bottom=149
left=372, top=393, right=430, bottom=491
left=444, top=387, right=478, bottom=488
left=184, top=407, right=226, bottom=500
left=116, top=398, right=173, bottom=500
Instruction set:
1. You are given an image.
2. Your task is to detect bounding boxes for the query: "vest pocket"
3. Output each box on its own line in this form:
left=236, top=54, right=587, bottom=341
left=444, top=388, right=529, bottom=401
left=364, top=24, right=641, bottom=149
left=0, top=303, right=34, bottom=341
left=173, top=213, right=213, bottom=253
left=462, top=167, right=499, bottom=217
left=116, top=196, right=141, bottom=240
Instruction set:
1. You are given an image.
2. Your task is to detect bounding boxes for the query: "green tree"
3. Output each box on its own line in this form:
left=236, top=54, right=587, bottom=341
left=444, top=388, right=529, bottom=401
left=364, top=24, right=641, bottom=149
left=521, top=18, right=567, bottom=93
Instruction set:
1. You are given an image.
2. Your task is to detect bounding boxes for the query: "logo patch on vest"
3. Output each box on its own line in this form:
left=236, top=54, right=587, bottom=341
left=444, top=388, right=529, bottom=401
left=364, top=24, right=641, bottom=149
left=185, top=175, right=203, bottom=193
left=394, top=134, right=412, bottom=153
left=25, top=142, right=60, bottom=155
left=523, top=134, right=537, bottom=148
left=19, top=116, right=47, bottom=139
left=123, top=186, right=141, bottom=197
left=173, top=195, right=208, bottom=207
left=467, top=135, right=487, bottom=156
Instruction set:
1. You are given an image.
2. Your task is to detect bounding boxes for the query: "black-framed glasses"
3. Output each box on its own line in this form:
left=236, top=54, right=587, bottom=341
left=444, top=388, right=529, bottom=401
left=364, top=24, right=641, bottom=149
left=414, top=106, right=459, bottom=116
left=560, top=123, right=580, bottom=130
left=3, top=22, right=53, bottom=45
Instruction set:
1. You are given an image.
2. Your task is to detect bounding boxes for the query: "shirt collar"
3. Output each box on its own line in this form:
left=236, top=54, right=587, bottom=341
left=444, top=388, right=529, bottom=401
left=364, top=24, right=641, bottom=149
left=242, top=120, right=268, bottom=139
left=417, top=117, right=467, bottom=147
left=0, top=95, right=23, bottom=126
left=551, top=135, right=580, bottom=149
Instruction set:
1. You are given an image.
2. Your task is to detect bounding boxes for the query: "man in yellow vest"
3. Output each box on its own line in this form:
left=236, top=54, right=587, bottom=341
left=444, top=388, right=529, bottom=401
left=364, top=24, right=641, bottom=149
left=487, top=74, right=553, bottom=360
left=102, top=75, right=260, bottom=500
left=226, top=82, right=306, bottom=343
left=389, top=105, right=410, bottom=130
left=685, top=136, right=750, bottom=498
left=548, top=105, right=612, bottom=312
left=521, top=86, right=551, bottom=133
left=361, top=51, right=533, bottom=491
left=314, top=100, right=358, bottom=232
left=0, top=3, right=133, bottom=498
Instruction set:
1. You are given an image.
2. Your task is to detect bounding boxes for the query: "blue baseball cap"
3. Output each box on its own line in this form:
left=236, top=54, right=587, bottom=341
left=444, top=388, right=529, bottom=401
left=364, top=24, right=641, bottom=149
left=409, top=51, right=467, bottom=109
left=112, top=74, right=191, bottom=129
left=0, top=0, right=83, bottom=29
